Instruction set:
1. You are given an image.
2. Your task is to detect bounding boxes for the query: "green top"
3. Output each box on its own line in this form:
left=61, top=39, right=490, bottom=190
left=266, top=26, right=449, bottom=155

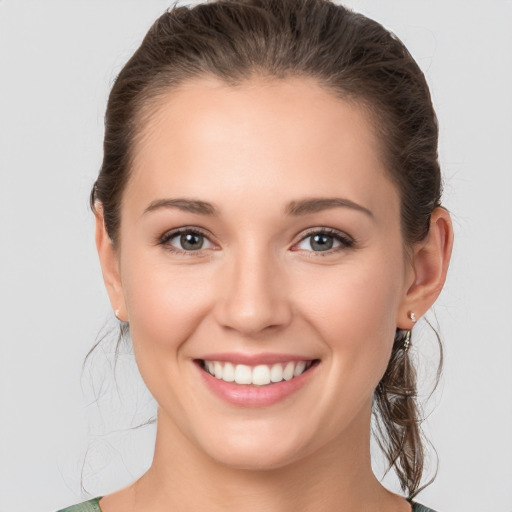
left=56, top=496, right=439, bottom=512
left=57, top=498, right=103, bottom=512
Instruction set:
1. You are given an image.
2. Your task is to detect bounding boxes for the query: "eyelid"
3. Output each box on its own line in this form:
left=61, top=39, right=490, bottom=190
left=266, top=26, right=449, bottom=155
left=291, top=227, right=355, bottom=255
left=158, top=226, right=355, bottom=256
left=158, top=226, right=217, bottom=255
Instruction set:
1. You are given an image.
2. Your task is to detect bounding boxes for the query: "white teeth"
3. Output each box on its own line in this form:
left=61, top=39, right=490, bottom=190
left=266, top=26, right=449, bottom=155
left=203, top=360, right=313, bottom=386
left=283, top=361, right=295, bottom=381
left=252, top=365, right=271, bottom=386
left=294, top=361, right=306, bottom=377
left=214, top=361, right=223, bottom=379
left=234, top=364, right=252, bottom=385
left=270, top=363, right=283, bottom=383
left=222, top=362, right=235, bottom=382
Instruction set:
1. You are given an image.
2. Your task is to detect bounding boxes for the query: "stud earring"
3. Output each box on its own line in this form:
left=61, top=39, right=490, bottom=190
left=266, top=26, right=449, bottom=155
left=403, top=330, right=411, bottom=352
left=408, top=311, right=417, bottom=323
left=114, top=309, right=121, bottom=320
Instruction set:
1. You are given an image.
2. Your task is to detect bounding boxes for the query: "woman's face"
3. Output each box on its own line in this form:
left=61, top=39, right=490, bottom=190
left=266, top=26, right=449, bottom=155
left=107, top=76, right=415, bottom=469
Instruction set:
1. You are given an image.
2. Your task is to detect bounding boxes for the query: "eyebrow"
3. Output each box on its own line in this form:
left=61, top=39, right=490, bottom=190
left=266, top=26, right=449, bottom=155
left=143, top=196, right=373, bottom=218
left=285, top=197, right=374, bottom=218
left=144, top=198, right=219, bottom=216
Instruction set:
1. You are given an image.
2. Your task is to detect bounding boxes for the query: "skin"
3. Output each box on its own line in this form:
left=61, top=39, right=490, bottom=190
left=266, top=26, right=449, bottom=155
left=96, top=76, right=453, bottom=512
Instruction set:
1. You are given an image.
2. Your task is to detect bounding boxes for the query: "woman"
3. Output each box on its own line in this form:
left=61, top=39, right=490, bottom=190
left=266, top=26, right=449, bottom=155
left=58, top=0, right=453, bottom=510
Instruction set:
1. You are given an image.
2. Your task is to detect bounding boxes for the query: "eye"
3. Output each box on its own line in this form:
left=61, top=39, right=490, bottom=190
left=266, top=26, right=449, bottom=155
left=294, top=228, right=354, bottom=254
left=160, top=228, right=215, bottom=254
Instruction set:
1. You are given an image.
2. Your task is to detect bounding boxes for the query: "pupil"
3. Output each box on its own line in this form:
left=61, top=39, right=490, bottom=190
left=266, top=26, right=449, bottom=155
left=181, top=233, right=203, bottom=250
left=311, top=234, right=333, bottom=251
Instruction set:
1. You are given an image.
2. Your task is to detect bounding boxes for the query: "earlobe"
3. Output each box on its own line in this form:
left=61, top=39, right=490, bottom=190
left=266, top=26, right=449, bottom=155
left=94, top=206, right=128, bottom=322
left=398, top=207, right=454, bottom=328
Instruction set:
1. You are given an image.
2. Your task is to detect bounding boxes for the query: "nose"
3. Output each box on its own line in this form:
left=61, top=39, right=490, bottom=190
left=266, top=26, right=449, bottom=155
left=214, top=243, right=293, bottom=336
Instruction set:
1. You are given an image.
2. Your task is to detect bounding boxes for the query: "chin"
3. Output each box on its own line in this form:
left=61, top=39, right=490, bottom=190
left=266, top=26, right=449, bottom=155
left=198, top=427, right=309, bottom=471
left=208, top=445, right=300, bottom=471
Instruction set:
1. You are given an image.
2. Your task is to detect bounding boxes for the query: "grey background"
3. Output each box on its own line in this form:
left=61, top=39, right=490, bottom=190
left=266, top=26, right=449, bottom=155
left=1, top=1, right=511, bottom=511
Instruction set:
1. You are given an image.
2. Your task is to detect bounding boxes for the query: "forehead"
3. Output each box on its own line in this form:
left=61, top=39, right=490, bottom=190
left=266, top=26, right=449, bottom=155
left=126, top=75, right=399, bottom=219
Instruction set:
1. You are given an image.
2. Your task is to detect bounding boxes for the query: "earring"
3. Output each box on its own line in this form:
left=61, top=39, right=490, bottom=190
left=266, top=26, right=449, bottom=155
left=402, top=311, right=416, bottom=352
left=403, top=330, right=411, bottom=352
left=114, top=309, right=121, bottom=321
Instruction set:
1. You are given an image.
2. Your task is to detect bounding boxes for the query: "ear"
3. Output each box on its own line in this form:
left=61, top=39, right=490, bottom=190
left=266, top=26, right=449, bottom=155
left=94, top=206, right=128, bottom=322
left=397, top=207, right=454, bottom=328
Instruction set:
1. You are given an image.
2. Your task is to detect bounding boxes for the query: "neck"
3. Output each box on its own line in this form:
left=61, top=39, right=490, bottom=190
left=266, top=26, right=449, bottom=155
left=126, top=405, right=408, bottom=512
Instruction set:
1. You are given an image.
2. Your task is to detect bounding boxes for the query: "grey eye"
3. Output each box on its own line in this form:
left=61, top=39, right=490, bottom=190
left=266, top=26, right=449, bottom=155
left=163, top=230, right=215, bottom=252
left=296, top=233, right=341, bottom=252
left=178, top=232, right=204, bottom=251
left=309, top=234, right=334, bottom=251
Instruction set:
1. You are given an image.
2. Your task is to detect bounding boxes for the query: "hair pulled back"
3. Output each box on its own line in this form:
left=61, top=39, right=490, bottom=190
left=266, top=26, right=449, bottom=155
left=91, top=0, right=442, bottom=498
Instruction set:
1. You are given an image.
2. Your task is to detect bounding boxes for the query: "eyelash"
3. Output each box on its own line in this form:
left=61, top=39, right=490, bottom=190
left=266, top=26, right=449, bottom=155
left=158, top=227, right=214, bottom=256
left=158, top=227, right=355, bottom=257
left=294, top=227, right=355, bottom=257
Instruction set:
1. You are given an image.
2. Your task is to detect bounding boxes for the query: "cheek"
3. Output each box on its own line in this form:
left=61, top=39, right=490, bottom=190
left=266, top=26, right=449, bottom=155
left=119, top=254, right=218, bottom=416
left=295, top=254, right=404, bottom=382
left=302, top=254, right=402, bottom=325
left=121, top=254, right=213, bottom=356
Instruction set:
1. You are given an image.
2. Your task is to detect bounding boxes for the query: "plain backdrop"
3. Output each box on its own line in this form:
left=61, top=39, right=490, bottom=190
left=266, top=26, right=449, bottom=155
left=1, top=1, right=511, bottom=511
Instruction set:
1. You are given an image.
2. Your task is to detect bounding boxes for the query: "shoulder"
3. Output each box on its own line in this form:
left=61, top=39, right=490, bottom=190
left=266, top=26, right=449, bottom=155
left=411, top=502, right=440, bottom=512
left=56, top=497, right=102, bottom=512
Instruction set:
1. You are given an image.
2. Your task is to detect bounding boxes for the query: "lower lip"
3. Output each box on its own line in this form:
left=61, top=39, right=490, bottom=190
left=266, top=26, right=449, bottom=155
left=195, top=360, right=319, bottom=407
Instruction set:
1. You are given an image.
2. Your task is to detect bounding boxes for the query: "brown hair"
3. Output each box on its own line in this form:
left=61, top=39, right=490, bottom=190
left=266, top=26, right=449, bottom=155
left=91, top=0, right=442, bottom=498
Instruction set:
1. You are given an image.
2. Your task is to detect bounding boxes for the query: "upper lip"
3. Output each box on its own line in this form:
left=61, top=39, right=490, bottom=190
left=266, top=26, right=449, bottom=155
left=197, top=352, right=318, bottom=365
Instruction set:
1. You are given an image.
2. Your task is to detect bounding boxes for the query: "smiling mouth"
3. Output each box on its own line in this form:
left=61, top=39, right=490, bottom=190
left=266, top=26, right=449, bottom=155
left=196, top=359, right=320, bottom=386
